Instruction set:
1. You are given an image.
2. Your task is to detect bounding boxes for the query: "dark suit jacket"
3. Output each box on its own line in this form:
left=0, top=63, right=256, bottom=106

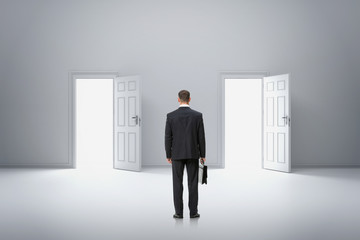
left=165, top=106, right=206, bottom=160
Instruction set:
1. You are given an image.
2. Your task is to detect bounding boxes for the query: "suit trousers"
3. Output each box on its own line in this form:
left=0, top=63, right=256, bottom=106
left=172, top=159, right=199, bottom=216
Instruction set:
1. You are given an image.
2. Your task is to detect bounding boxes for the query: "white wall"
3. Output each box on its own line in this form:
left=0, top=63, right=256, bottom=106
left=0, top=0, right=359, bottom=167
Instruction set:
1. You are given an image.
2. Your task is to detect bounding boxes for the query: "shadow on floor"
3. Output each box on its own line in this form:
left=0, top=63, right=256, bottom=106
left=292, top=166, right=360, bottom=181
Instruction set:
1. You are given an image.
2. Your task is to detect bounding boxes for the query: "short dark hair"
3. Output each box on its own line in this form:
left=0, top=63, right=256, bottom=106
left=178, top=90, right=190, bottom=103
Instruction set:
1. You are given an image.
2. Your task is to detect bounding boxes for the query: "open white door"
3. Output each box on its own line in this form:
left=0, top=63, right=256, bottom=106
left=263, top=74, right=291, bottom=172
left=113, top=76, right=142, bottom=171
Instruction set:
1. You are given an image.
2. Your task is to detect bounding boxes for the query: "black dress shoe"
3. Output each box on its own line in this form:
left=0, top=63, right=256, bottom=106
left=173, top=214, right=183, bottom=219
left=190, top=213, right=200, bottom=218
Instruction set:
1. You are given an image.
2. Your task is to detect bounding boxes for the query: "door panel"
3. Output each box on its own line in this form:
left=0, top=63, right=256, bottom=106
left=114, top=76, right=142, bottom=171
left=263, top=74, right=291, bottom=172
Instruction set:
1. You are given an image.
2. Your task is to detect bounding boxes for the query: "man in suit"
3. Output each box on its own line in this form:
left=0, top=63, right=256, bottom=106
left=165, top=90, right=206, bottom=219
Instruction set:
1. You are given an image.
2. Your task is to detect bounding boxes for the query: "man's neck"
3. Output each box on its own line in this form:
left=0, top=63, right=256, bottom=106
left=179, top=103, right=190, bottom=107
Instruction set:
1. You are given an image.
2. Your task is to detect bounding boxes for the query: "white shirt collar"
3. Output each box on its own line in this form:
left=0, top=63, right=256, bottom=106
left=179, top=104, right=190, bottom=107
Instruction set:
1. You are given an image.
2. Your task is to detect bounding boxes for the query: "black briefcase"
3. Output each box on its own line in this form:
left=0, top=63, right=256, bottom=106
left=199, top=161, right=208, bottom=185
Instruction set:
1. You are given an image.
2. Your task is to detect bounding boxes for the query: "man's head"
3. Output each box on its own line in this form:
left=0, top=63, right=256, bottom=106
left=178, top=90, right=191, bottom=104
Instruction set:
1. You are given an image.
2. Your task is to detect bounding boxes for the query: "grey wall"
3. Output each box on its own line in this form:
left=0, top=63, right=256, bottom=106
left=1, top=0, right=359, bottom=167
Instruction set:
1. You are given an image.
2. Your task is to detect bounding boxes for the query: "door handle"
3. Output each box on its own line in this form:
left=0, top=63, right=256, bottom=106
left=282, top=116, right=289, bottom=126
left=132, top=115, right=139, bottom=125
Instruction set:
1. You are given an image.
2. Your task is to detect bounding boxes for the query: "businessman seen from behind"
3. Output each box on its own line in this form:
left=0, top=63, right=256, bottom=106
left=165, top=90, right=206, bottom=219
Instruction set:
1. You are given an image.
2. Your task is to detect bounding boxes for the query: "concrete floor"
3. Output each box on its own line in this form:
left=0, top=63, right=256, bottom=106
left=0, top=165, right=359, bottom=240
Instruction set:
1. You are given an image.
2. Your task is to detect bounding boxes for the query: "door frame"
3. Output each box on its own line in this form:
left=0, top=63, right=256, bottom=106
left=218, top=71, right=268, bottom=169
left=68, top=71, right=119, bottom=168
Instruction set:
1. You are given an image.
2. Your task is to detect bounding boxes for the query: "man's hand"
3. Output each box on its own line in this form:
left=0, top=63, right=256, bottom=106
left=200, top=157, right=206, bottom=164
left=167, top=158, right=172, bottom=164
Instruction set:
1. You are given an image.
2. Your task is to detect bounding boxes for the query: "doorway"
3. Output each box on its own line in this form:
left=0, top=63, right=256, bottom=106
left=224, top=76, right=263, bottom=170
left=69, top=72, right=142, bottom=171
left=219, top=72, right=292, bottom=172
left=75, top=78, right=113, bottom=169
left=69, top=71, right=119, bottom=169
left=219, top=72, right=267, bottom=170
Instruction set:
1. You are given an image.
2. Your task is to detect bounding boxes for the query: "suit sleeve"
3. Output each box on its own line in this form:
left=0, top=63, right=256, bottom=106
left=165, top=116, right=172, bottom=158
left=198, top=115, right=206, bottom=158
